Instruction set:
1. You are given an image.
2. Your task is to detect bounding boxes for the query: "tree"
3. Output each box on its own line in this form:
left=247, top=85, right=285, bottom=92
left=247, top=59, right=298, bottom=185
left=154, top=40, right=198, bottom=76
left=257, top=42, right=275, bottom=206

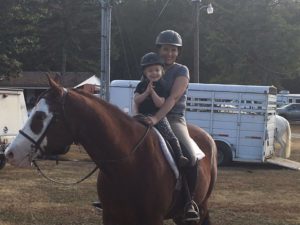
left=201, top=0, right=300, bottom=89
left=1, top=0, right=300, bottom=93
left=32, top=0, right=101, bottom=74
left=0, top=0, right=40, bottom=78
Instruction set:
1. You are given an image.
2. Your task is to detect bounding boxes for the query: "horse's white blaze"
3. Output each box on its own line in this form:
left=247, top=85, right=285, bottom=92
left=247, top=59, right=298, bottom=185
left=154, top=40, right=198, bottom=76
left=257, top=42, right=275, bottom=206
left=5, top=99, right=52, bottom=167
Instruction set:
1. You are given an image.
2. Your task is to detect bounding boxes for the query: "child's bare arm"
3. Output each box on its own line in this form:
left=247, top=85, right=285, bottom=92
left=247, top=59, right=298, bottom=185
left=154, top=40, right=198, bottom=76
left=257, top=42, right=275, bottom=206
left=151, top=90, right=165, bottom=108
left=134, top=92, right=148, bottom=106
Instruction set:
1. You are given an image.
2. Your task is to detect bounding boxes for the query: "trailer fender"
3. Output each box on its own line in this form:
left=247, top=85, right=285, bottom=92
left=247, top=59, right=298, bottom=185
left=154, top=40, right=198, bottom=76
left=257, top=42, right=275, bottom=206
left=214, top=139, right=233, bottom=166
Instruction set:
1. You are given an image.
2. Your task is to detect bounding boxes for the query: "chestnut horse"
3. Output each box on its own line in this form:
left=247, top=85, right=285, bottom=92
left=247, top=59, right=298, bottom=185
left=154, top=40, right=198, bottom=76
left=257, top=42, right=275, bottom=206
left=5, top=77, right=217, bottom=225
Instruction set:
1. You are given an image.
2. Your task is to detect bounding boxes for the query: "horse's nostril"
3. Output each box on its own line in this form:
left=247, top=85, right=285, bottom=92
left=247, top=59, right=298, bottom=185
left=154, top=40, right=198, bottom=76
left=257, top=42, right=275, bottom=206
left=7, top=152, right=14, bottom=159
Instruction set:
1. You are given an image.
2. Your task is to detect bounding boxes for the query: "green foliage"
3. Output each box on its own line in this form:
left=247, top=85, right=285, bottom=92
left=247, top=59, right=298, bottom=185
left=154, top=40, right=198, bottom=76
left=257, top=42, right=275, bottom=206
left=0, top=54, right=22, bottom=78
left=1, top=0, right=300, bottom=92
left=203, top=0, right=300, bottom=90
left=0, top=0, right=40, bottom=77
left=31, top=0, right=101, bottom=73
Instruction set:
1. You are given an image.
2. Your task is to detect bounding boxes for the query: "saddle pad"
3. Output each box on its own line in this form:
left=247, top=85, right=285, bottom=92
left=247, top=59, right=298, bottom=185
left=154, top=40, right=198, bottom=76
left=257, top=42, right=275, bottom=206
left=153, top=128, right=179, bottom=179
left=189, top=138, right=206, bottom=160
left=153, top=128, right=206, bottom=179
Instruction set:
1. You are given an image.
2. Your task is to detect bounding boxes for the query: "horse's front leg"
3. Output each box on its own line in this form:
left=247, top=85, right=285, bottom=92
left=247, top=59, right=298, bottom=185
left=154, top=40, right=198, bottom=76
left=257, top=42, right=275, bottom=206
left=144, top=218, right=164, bottom=225
left=277, top=139, right=284, bottom=157
left=103, top=211, right=164, bottom=225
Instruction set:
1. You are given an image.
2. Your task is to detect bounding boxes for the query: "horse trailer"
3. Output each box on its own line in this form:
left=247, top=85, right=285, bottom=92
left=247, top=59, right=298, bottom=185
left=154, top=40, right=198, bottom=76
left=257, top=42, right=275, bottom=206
left=277, top=92, right=300, bottom=107
left=109, top=80, right=300, bottom=169
left=0, top=89, right=28, bottom=169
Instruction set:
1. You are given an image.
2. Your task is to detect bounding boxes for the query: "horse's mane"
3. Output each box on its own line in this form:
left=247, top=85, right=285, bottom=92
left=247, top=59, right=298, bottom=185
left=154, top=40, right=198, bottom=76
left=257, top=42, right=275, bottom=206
left=70, top=88, right=136, bottom=123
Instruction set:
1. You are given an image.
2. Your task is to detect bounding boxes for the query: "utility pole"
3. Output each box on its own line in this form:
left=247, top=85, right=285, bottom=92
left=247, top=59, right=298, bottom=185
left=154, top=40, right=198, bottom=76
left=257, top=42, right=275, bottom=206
left=192, top=0, right=201, bottom=83
left=192, top=1, right=213, bottom=83
left=99, top=0, right=112, bottom=101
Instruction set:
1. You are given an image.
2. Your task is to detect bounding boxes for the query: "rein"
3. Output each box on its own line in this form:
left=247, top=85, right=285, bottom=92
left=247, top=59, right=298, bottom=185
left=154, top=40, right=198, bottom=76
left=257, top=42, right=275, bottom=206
left=32, top=160, right=99, bottom=185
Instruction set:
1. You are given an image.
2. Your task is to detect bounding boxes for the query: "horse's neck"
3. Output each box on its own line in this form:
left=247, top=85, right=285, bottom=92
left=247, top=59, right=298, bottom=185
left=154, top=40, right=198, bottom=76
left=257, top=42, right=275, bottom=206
left=67, top=92, right=143, bottom=164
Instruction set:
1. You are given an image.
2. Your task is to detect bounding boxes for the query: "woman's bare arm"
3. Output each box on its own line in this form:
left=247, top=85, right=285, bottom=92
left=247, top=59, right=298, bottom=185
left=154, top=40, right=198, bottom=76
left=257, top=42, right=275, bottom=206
left=148, top=76, right=189, bottom=124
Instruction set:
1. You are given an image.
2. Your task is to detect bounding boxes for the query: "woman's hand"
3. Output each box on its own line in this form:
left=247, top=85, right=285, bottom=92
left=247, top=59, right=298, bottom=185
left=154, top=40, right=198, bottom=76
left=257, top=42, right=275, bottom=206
left=145, top=116, right=159, bottom=126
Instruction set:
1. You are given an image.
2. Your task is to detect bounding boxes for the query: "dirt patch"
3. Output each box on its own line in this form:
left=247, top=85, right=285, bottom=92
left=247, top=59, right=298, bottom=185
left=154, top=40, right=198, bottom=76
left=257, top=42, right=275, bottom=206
left=209, top=124, right=300, bottom=225
left=1, top=126, right=300, bottom=225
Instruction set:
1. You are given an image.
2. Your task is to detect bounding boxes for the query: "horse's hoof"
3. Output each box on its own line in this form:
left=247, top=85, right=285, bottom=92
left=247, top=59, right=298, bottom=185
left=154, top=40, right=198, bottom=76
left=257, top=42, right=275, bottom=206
left=183, top=202, right=200, bottom=223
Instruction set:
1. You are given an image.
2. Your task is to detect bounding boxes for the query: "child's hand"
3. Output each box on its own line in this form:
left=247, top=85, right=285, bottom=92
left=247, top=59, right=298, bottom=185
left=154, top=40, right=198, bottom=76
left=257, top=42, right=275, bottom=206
left=146, top=82, right=154, bottom=94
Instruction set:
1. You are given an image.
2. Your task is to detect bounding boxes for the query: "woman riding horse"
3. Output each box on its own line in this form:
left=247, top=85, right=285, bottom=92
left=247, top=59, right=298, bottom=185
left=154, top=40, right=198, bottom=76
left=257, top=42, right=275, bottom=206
left=145, top=30, right=204, bottom=221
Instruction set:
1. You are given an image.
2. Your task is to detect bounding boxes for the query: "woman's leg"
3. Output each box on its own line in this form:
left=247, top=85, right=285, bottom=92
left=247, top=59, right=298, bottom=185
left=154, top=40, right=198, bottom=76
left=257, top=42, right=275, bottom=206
left=154, top=117, right=188, bottom=167
left=167, top=116, right=200, bottom=222
left=167, top=115, right=197, bottom=166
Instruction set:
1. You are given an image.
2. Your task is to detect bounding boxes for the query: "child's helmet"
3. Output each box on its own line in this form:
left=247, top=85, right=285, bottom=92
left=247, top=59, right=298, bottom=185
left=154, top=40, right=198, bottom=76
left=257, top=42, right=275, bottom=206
left=140, top=52, right=164, bottom=69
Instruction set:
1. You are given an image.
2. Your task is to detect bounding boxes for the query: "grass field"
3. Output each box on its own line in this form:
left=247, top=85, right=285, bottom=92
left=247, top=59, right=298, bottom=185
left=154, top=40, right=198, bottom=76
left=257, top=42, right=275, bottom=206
left=0, top=126, right=300, bottom=225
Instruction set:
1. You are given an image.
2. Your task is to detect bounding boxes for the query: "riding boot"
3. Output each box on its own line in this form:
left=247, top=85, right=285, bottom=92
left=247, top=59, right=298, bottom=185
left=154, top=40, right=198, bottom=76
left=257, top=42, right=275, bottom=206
left=168, top=138, right=189, bottom=168
left=182, top=175, right=200, bottom=222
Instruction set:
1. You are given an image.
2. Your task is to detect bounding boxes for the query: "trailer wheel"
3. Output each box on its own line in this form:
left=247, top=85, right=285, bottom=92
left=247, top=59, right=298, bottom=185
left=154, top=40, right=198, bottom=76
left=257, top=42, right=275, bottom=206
left=0, top=144, right=7, bottom=169
left=216, top=141, right=232, bottom=166
left=0, top=153, right=6, bottom=170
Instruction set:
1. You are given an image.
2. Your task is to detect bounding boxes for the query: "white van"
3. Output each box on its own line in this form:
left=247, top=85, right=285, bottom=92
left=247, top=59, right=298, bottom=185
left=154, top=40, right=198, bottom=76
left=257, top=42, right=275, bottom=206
left=0, top=88, right=28, bottom=169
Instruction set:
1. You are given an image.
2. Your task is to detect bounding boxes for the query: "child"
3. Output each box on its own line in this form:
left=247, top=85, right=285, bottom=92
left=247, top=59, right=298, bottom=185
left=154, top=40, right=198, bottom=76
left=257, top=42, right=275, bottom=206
left=134, top=52, right=189, bottom=167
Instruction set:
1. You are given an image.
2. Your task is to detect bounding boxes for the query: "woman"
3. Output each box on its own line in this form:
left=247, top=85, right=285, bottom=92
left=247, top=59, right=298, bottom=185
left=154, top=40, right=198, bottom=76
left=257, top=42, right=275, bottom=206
left=146, top=30, right=200, bottom=222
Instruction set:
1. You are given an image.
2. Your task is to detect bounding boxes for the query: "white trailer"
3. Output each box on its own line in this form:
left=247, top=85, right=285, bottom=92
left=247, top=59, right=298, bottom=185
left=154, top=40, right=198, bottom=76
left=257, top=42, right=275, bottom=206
left=110, top=80, right=300, bottom=169
left=277, top=92, right=300, bottom=107
left=0, top=88, right=28, bottom=169
left=185, top=83, right=277, bottom=165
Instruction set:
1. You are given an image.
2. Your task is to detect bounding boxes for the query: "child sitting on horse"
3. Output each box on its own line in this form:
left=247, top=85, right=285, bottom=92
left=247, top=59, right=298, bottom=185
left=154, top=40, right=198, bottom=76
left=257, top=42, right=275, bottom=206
left=134, top=52, right=189, bottom=168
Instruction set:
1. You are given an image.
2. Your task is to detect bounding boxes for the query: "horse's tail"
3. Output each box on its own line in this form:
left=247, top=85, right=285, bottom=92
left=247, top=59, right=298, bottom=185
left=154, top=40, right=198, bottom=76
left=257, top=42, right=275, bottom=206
left=284, top=122, right=292, bottom=158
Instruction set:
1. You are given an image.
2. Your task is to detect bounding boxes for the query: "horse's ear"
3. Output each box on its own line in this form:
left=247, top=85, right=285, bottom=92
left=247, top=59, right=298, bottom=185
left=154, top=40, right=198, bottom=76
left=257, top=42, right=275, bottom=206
left=46, top=74, right=64, bottom=96
left=53, top=72, right=62, bottom=85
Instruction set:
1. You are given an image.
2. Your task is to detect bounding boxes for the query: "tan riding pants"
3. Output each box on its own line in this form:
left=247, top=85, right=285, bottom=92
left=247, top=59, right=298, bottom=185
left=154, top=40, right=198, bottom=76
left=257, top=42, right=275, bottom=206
left=167, top=114, right=197, bottom=166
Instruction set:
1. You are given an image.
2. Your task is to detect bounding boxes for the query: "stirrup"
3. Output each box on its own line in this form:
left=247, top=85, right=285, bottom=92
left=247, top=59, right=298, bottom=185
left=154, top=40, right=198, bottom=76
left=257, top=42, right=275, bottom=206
left=92, top=201, right=102, bottom=210
left=178, top=156, right=189, bottom=167
left=183, top=200, right=200, bottom=222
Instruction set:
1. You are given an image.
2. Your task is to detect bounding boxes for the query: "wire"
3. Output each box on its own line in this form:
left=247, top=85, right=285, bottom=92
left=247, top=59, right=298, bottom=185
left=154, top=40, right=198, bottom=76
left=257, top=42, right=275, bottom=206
left=185, top=0, right=192, bottom=6
left=113, top=5, right=132, bottom=78
left=150, top=0, right=172, bottom=29
left=115, top=4, right=140, bottom=77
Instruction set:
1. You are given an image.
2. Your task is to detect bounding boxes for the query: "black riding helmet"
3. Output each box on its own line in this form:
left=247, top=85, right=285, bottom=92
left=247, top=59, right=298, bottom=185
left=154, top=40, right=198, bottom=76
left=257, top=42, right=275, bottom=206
left=140, top=52, right=164, bottom=70
left=155, top=30, right=183, bottom=47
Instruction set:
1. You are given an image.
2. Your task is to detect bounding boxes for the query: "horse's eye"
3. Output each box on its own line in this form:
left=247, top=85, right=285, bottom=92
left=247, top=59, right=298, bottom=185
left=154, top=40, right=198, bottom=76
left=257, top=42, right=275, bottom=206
left=30, top=111, right=47, bottom=134
left=34, top=111, right=46, bottom=121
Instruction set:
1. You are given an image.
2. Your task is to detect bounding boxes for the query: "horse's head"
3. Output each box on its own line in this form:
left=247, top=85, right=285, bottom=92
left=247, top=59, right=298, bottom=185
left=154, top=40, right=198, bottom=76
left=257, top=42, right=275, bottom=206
left=5, top=76, right=74, bottom=167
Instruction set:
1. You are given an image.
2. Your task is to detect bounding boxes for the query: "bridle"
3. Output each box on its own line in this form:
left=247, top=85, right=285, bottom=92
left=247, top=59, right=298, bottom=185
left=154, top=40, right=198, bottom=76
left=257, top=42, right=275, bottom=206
left=19, top=114, right=54, bottom=162
left=17, top=88, right=97, bottom=185
left=18, top=89, right=72, bottom=162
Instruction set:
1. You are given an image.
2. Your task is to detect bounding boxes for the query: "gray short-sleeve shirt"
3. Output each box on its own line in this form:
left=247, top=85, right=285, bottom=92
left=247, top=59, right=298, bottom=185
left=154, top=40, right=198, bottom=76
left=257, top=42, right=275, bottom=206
left=163, top=63, right=190, bottom=116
